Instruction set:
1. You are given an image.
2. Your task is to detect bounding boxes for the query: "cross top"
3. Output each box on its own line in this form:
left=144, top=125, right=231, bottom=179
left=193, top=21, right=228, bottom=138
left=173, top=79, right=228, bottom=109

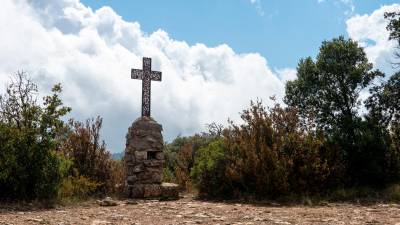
left=131, top=57, right=162, bottom=117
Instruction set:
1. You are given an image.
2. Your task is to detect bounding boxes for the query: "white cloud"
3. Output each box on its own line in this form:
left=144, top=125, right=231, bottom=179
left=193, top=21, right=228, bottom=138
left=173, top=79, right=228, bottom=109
left=346, top=4, right=399, bottom=116
left=318, top=0, right=355, bottom=16
left=275, top=68, right=297, bottom=83
left=0, top=0, right=286, bottom=152
left=249, top=0, right=265, bottom=16
left=346, top=4, right=400, bottom=75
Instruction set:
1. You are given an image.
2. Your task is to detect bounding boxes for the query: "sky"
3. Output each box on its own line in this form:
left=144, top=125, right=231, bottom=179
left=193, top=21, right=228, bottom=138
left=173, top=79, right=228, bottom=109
left=79, top=0, right=399, bottom=69
left=0, top=0, right=399, bottom=152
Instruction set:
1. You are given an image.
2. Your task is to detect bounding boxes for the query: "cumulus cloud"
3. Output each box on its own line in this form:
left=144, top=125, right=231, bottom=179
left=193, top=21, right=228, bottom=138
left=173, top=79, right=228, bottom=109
left=346, top=4, right=399, bottom=112
left=0, top=0, right=286, bottom=152
left=275, top=68, right=297, bottom=84
left=346, top=4, right=400, bottom=75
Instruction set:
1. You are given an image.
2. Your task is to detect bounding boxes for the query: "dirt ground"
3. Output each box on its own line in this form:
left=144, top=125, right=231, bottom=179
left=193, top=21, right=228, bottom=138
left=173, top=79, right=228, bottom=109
left=1, top=195, right=400, bottom=225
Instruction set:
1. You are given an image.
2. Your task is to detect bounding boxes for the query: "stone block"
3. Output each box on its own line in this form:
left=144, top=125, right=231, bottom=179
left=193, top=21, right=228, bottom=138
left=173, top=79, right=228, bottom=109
left=156, top=152, right=164, bottom=160
left=142, top=173, right=162, bottom=184
left=143, top=184, right=162, bottom=198
left=134, top=151, right=147, bottom=160
left=126, top=175, right=138, bottom=184
left=132, top=164, right=144, bottom=173
left=127, top=183, right=179, bottom=199
left=143, top=160, right=163, bottom=167
left=131, top=185, right=144, bottom=198
left=161, top=183, right=179, bottom=200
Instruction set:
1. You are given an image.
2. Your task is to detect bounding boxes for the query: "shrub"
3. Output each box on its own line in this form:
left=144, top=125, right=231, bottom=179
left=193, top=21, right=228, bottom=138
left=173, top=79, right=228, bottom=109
left=58, top=174, right=101, bottom=201
left=164, top=134, right=215, bottom=189
left=0, top=72, right=71, bottom=200
left=191, top=139, right=231, bottom=198
left=191, top=101, right=345, bottom=198
left=61, top=117, right=123, bottom=195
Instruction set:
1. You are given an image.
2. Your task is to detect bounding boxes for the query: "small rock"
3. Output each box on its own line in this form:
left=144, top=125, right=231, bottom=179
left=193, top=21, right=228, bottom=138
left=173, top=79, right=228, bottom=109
left=125, top=199, right=138, bottom=205
left=98, top=197, right=118, bottom=207
left=26, top=218, right=43, bottom=223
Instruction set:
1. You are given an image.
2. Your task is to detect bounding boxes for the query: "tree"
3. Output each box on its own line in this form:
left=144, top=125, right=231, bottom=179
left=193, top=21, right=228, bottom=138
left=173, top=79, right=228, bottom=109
left=285, top=37, right=382, bottom=135
left=284, top=37, right=386, bottom=185
left=385, top=11, right=400, bottom=63
left=366, top=72, right=400, bottom=128
left=366, top=71, right=400, bottom=184
left=0, top=71, right=71, bottom=199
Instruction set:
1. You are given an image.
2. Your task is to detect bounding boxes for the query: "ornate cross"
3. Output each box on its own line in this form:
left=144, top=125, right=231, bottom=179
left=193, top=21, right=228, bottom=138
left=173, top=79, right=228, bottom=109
left=131, top=57, right=162, bottom=117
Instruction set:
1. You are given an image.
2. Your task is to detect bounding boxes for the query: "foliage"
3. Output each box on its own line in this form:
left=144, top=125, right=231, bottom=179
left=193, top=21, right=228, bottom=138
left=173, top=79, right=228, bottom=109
left=366, top=72, right=400, bottom=128
left=58, top=174, right=101, bottom=201
left=61, top=117, right=123, bottom=195
left=0, top=72, right=71, bottom=200
left=163, top=167, right=176, bottom=183
left=285, top=36, right=382, bottom=134
left=189, top=101, right=345, bottom=198
left=385, top=10, right=400, bottom=62
left=164, top=129, right=217, bottom=189
left=284, top=37, right=393, bottom=186
left=349, top=119, right=392, bottom=185
left=191, top=139, right=231, bottom=198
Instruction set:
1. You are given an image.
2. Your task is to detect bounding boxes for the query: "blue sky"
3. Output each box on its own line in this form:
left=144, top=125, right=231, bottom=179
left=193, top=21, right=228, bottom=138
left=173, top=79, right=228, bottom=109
left=80, top=0, right=398, bottom=69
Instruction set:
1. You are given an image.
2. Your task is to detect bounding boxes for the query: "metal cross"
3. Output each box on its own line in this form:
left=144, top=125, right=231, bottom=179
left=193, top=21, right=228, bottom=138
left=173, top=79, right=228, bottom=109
left=131, top=57, right=162, bottom=117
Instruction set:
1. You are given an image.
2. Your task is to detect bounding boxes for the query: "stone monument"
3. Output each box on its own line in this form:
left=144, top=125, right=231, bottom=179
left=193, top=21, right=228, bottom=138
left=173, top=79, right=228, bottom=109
left=124, top=57, right=178, bottom=199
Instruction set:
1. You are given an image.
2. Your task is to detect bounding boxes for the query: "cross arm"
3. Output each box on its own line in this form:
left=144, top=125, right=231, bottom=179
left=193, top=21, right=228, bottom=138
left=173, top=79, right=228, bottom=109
left=151, top=71, right=162, bottom=81
left=131, top=69, right=143, bottom=80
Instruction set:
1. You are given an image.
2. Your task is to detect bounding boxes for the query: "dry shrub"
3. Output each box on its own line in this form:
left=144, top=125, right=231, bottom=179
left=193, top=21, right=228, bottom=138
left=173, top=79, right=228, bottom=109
left=192, top=100, right=345, bottom=198
left=58, top=174, right=101, bottom=201
left=223, top=101, right=290, bottom=197
left=61, top=116, right=123, bottom=196
left=164, top=134, right=215, bottom=191
left=175, top=142, right=195, bottom=190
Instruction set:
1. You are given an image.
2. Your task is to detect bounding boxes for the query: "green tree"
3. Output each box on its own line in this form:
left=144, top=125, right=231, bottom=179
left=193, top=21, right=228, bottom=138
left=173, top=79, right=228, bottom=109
left=284, top=37, right=386, bottom=185
left=0, top=71, right=71, bottom=199
left=385, top=10, right=400, bottom=62
left=366, top=72, right=400, bottom=128
left=285, top=36, right=382, bottom=134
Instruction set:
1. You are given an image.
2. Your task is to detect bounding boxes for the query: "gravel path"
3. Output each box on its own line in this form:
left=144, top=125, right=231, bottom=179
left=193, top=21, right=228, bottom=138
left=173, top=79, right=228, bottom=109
left=1, top=195, right=400, bottom=225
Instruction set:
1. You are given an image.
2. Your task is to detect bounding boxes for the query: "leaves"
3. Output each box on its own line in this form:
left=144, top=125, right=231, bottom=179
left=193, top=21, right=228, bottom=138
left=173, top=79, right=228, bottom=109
left=0, top=72, right=71, bottom=199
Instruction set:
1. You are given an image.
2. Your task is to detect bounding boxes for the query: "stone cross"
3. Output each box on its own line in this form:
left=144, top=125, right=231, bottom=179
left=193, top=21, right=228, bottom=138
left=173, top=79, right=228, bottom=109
left=131, top=57, right=162, bottom=117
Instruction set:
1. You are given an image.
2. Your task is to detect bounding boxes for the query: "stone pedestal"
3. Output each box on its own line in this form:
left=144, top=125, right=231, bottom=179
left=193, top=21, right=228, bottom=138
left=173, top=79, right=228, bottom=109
left=124, top=117, right=179, bottom=199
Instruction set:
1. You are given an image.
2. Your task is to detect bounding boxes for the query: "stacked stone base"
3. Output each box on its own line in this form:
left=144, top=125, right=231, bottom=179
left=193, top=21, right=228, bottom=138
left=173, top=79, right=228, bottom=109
left=125, top=183, right=179, bottom=200
left=124, top=117, right=179, bottom=200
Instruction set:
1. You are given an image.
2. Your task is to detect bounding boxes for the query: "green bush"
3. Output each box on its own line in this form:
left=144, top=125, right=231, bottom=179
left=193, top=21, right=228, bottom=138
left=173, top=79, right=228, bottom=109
left=191, top=139, right=231, bottom=198
left=164, top=134, right=215, bottom=190
left=0, top=72, right=71, bottom=200
left=163, top=168, right=176, bottom=183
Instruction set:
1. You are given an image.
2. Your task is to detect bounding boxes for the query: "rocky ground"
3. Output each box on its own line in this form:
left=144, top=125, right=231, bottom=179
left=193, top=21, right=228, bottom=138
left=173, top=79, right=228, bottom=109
left=1, top=195, right=400, bottom=225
